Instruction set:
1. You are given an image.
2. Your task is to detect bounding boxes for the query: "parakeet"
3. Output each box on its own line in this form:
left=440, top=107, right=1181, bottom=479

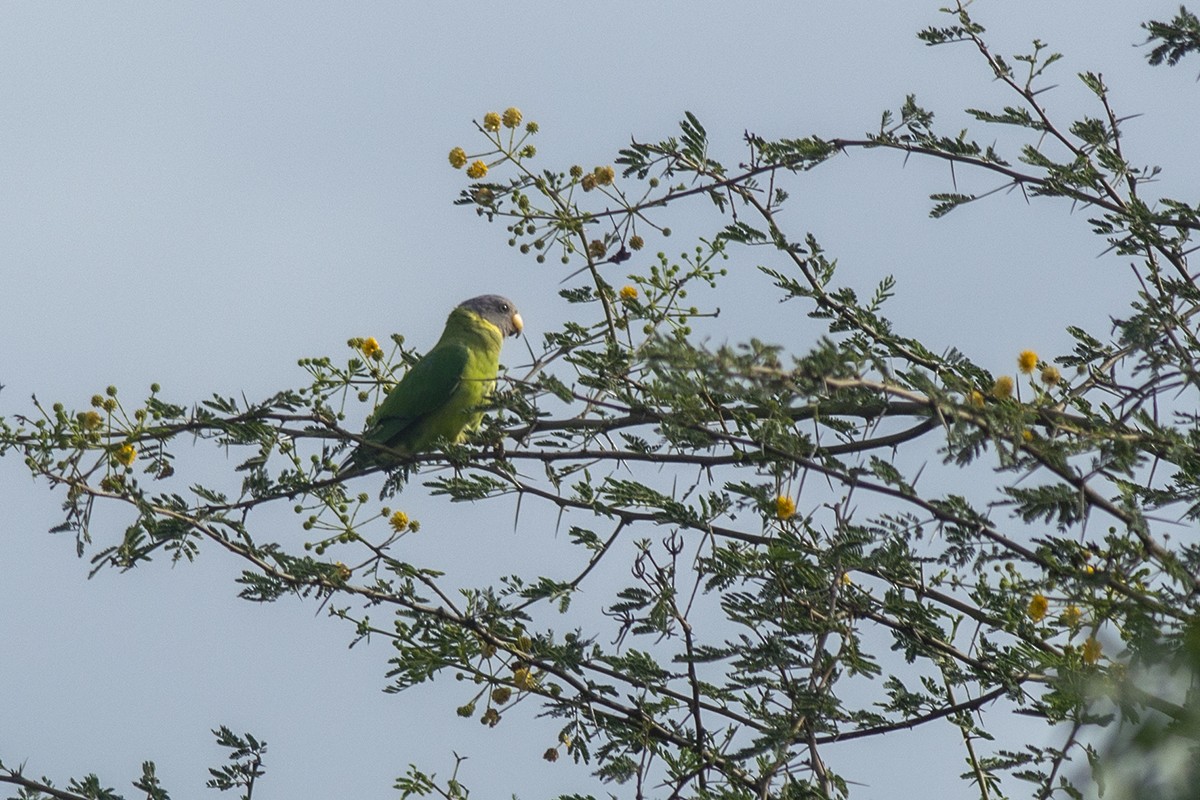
left=342, top=294, right=523, bottom=472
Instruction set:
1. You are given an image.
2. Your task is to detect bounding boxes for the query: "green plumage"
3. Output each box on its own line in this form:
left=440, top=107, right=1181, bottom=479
left=343, top=295, right=523, bottom=471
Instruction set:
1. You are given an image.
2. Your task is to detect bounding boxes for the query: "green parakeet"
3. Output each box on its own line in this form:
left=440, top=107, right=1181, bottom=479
left=342, top=294, right=523, bottom=472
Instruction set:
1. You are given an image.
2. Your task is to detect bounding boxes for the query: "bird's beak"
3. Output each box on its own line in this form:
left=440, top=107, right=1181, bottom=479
left=511, top=312, right=524, bottom=337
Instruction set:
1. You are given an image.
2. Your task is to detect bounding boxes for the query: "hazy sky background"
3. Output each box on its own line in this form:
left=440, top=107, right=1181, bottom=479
left=2, top=2, right=1195, bottom=798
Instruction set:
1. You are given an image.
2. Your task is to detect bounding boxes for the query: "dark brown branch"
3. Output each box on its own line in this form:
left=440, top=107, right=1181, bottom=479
left=0, top=771, right=96, bottom=800
left=814, top=684, right=1010, bottom=745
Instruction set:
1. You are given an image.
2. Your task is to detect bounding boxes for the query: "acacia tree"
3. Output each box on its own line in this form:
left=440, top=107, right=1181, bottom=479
left=4, top=4, right=1200, bottom=799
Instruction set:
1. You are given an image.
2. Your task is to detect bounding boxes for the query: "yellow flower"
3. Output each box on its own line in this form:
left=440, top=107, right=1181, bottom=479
left=482, top=112, right=501, bottom=132
left=79, top=410, right=104, bottom=430
left=115, top=443, right=137, bottom=467
left=466, top=160, right=488, bottom=179
left=841, top=572, right=852, bottom=586
left=1041, top=365, right=1061, bottom=385
left=513, top=667, right=537, bottom=690
left=619, top=285, right=638, bottom=301
left=1018, top=350, right=1038, bottom=374
left=491, top=686, right=512, bottom=704
left=1027, top=593, right=1048, bottom=622
left=389, top=510, right=410, bottom=532
left=580, top=173, right=597, bottom=191
left=993, top=375, right=1014, bottom=400
left=1022, top=429, right=1034, bottom=443
left=629, top=235, right=644, bottom=251
left=502, top=107, right=522, bottom=129
left=967, top=390, right=985, bottom=407
left=1061, top=605, right=1082, bottom=626
left=587, top=240, right=607, bottom=259
left=775, top=495, right=796, bottom=520
left=1082, top=636, right=1102, bottom=664
left=448, top=147, right=468, bottom=169
left=360, top=337, right=382, bottom=358
left=594, top=165, right=616, bottom=186
left=333, top=562, right=351, bottom=581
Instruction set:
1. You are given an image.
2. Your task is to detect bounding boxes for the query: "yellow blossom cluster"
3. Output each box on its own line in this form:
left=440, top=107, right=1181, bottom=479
left=1024, top=592, right=1097, bottom=655
left=619, top=285, right=638, bottom=301
left=1015, top=350, right=1067, bottom=389
left=974, top=353, right=1064, bottom=407
left=453, top=110, right=536, bottom=172
left=579, top=165, right=616, bottom=192
left=360, top=336, right=382, bottom=359
left=775, top=495, right=796, bottom=520
left=512, top=666, right=537, bottom=691
left=388, top=509, right=418, bottom=533
left=1027, top=593, right=1049, bottom=622
left=1018, top=349, right=1038, bottom=374
left=114, top=443, right=137, bottom=467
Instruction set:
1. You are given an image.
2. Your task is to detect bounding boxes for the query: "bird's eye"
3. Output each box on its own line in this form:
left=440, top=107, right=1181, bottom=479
left=500, top=304, right=510, bottom=312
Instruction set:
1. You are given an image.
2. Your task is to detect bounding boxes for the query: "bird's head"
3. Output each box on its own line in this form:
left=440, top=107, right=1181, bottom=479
left=459, top=294, right=523, bottom=338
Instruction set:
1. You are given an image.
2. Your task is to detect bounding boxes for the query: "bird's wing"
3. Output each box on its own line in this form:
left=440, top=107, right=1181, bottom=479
left=364, top=342, right=470, bottom=449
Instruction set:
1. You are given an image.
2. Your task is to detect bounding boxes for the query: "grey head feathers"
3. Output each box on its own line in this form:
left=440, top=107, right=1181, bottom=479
left=457, top=294, right=523, bottom=337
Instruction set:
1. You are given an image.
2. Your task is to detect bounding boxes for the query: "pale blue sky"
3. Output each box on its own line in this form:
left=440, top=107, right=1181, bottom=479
left=1, top=2, right=1195, bottom=797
